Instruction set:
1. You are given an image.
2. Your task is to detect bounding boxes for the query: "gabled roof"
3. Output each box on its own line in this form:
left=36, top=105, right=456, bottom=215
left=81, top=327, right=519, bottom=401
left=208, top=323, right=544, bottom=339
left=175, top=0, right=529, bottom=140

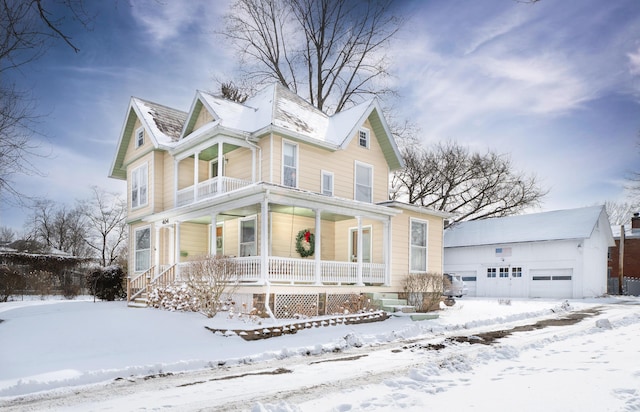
left=180, top=84, right=404, bottom=169
left=110, top=84, right=404, bottom=179
left=110, top=98, right=187, bottom=179
left=444, top=205, right=613, bottom=248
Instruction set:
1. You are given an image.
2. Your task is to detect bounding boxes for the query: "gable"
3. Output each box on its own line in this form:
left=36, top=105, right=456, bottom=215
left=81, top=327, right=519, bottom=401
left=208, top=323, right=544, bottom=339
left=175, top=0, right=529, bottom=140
left=110, top=98, right=187, bottom=180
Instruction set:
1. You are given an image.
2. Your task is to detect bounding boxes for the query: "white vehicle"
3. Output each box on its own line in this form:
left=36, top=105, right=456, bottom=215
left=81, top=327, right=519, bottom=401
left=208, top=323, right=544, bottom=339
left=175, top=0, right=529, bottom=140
left=443, top=273, right=468, bottom=298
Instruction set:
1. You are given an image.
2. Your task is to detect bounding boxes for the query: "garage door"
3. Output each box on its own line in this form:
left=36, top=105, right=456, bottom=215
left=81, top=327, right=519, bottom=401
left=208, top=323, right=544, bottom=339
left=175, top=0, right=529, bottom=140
left=529, top=268, right=573, bottom=298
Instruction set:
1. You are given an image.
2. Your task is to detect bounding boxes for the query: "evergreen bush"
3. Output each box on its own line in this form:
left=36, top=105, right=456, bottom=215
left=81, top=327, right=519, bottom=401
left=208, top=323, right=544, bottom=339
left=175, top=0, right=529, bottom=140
left=87, top=266, right=126, bottom=301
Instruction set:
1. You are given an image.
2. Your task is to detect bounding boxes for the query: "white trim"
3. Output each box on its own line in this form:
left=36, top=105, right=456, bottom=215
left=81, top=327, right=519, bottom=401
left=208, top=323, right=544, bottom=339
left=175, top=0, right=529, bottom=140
left=409, top=217, right=429, bottom=273
left=321, top=170, right=334, bottom=196
left=354, top=161, right=373, bottom=203
left=131, top=163, right=149, bottom=210
left=239, top=215, right=257, bottom=257
left=358, top=127, right=370, bottom=149
left=133, top=225, right=151, bottom=273
left=349, top=224, right=373, bottom=263
left=282, top=139, right=298, bottom=188
left=135, top=126, right=145, bottom=148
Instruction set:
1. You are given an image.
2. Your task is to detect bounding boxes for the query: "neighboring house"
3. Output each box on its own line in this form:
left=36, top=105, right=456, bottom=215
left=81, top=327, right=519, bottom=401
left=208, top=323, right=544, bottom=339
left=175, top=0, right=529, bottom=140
left=443, top=206, right=614, bottom=299
left=609, top=212, right=640, bottom=280
left=109, top=84, right=449, bottom=315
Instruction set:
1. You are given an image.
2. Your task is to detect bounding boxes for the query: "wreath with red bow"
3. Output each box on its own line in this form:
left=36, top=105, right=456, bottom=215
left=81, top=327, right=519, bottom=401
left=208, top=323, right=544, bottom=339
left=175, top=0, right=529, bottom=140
left=295, top=229, right=315, bottom=258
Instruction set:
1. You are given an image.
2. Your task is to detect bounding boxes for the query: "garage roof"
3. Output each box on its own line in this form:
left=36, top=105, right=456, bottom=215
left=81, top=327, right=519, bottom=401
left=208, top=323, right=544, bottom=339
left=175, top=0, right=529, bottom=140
left=444, top=205, right=611, bottom=247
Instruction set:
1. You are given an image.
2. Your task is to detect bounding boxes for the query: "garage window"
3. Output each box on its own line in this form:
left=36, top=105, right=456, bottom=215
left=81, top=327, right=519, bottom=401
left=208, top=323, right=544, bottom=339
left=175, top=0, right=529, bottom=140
left=487, top=268, right=496, bottom=278
left=512, top=267, right=522, bottom=278
left=499, top=267, right=509, bottom=278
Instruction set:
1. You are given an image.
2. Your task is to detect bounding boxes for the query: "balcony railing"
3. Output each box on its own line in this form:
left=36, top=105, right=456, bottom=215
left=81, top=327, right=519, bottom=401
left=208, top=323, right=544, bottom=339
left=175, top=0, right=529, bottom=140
left=175, top=256, right=386, bottom=285
left=176, top=176, right=253, bottom=207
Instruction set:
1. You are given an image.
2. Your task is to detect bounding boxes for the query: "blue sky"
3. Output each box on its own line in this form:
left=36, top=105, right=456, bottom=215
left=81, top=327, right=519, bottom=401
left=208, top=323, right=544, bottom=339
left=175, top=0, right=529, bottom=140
left=1, top=0, right=639, bottom=232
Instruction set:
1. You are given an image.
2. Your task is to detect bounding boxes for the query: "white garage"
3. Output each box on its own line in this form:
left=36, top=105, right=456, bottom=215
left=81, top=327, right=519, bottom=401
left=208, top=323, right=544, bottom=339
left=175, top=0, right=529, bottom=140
left=443, top=206, right=614, bottom=299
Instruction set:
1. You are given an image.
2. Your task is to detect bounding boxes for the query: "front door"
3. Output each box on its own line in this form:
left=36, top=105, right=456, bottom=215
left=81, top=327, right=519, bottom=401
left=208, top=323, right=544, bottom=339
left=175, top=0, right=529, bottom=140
left=350, top=227, right=371, bottom=263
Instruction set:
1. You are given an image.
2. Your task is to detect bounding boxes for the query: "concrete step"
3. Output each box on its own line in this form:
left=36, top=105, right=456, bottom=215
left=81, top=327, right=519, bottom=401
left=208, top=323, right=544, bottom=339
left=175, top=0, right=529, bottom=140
left=371, top=292, right=399, bottom=301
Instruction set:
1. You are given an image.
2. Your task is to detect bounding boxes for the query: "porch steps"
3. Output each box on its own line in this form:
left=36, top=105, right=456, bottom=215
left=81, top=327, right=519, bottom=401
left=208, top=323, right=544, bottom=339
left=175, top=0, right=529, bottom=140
left=128, top=293, right=149, bottom=308
left=372, top=292, right=415, bottom=313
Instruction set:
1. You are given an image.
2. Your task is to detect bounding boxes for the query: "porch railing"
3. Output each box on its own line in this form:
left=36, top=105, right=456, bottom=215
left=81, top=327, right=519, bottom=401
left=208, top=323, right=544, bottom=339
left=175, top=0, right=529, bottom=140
left=151, top=264, right=177, bottom=289
left=127, top=266, right=154, bottom=302
left=173, top=256, right=386, bottom=285
left=176, top=176, right=253, bottom=207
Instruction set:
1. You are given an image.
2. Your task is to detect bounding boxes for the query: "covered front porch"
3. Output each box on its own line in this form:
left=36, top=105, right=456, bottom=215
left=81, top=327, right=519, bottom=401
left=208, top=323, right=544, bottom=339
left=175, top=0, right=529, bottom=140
left=128, top=184, right=399, bottom=303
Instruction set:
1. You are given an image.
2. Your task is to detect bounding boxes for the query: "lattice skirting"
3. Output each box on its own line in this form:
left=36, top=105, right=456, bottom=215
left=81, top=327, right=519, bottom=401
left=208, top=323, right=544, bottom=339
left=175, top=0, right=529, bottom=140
left=274, top=294, right=319, bottom=318
left=229, top=292, right=378, bottom=318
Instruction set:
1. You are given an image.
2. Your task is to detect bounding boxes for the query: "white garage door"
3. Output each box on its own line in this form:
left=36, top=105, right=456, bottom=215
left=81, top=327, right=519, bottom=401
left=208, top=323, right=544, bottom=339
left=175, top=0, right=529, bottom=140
left=529, top=268, right=573, bottom=298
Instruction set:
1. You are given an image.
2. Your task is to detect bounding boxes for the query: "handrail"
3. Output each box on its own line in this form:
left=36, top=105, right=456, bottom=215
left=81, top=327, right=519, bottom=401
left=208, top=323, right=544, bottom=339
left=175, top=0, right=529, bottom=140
left=151, top=264, right=177, bottom=289
left=127, top=266, right=154, bottom=302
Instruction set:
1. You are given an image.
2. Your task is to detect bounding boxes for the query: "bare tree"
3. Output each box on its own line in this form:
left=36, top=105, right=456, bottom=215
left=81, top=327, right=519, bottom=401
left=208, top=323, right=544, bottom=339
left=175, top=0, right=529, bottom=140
left=0, top=0, right=91, bottom=205
left=222, top=0, right=402, bottom=113
left=391, top=141, right=547, bottom=222
left=605, top=201, right=636, bottom=226
left=0, top=226, right=16, bottom=244
left=79, top=186, right=127, bottom=267
left=28, top=199, right=90, bottom=256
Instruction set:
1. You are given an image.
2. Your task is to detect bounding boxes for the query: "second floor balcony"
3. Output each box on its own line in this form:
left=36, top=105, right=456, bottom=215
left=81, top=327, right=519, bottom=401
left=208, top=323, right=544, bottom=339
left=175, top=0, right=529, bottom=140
left=176, top=176, right=253, bottom=207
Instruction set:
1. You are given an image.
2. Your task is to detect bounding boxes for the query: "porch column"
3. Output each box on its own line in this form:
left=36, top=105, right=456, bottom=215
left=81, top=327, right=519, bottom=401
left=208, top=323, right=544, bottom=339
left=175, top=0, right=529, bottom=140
left=217, top=142, right=223, bottom=194
left=174, top=158, right=179, bottom=207
left=314, top=209, right=322, bottom=285
left=356, top=216, right=364, bottom=286
left=174, top=221, right=181, bottom=279
left=260, top=196, right=269, bottom=284
left=193, top=151, right=199, bottom=202
left=210, top=213, right=218, bottom=255
left=154, top=225, right=161, bottom=277
left=383, top=217, right=391, bottom=286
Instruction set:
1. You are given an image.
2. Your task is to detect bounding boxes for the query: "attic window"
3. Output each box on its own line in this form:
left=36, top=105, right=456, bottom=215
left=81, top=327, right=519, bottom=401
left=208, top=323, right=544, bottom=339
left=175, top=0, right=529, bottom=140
left=135, top=127, right=144, bottom=148
left=358, top=128, right=370, bottom=148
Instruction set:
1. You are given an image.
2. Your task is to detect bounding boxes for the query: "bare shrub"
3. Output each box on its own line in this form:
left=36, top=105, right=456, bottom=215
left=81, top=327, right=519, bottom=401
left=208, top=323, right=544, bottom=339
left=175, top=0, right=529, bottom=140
left=0, top=265, right=25, bottom=302
left=26, top=270, right=55, bottom=299
left=184, top=255, right=240, bottom=318
left=403, top=272, right=445, bottom=312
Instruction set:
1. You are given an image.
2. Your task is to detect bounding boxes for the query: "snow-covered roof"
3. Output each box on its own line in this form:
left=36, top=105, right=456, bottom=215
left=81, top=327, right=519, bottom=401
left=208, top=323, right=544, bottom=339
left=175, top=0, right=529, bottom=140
left=444, top=205, right=610, bottom=248
left=111, top=83, right=403, bottom=179
left=132, top=98, right=187, bottom=144
left=611, top=224, right=640, bottom=239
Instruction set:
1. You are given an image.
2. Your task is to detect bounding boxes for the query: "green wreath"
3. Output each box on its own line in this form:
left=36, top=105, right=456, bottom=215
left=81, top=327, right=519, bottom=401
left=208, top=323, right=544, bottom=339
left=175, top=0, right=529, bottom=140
left=295, top=229, right=315, bottom=258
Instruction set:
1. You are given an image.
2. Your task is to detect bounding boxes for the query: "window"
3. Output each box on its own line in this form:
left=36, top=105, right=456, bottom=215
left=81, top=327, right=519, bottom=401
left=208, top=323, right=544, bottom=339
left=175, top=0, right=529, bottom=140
left=321, top=171, right=333, bottom=196
left=210, top=159, right=223, bottom=178
left=283, top=141, right=297, bottom=188
left=487, top=268, right=497, bottom=278
left=410, top=219, right=428, bottom=272
left=499, top=267, right=509, bottom=278
left=131, top=164, right=148, bottom=209
left=135, top=127, right=144, bottom=148
left=240, top=217, right=256, bottom=257
left=358, top=128, right=370, bottom=148
left=350, top=227, right=372, bottom=263
left=134, top=227, right=150, bottom=272
left=355, top=162, right=373, bottom=202
left=512, top=267, right=522, bottom=278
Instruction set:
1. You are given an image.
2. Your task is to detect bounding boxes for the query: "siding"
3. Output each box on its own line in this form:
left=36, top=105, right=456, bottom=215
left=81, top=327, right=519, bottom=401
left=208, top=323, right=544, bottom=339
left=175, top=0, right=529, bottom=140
left=265, top=118, right=389, bottom=202
left=389, top=210, right=444, bottom=289
left=178, top=222, right=209, bottom=262
left=193, top=107, right=213, bottom=131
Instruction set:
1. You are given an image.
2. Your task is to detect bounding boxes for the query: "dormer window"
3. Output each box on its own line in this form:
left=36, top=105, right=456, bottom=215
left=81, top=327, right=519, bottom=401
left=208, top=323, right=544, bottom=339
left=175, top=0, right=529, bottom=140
left=358, top=128, right=370, bottom=149
left=135, top=127, right=144, bottom=148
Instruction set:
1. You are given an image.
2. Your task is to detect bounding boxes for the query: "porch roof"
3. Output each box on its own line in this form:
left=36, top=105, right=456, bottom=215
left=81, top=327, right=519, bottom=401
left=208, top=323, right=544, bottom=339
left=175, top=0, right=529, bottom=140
left=141, top=182, right=401, bottom=225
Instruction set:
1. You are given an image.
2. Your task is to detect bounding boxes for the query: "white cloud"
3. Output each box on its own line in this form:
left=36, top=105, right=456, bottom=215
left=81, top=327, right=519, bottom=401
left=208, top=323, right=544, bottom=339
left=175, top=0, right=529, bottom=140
left=628, top=47, right=640, bottom=75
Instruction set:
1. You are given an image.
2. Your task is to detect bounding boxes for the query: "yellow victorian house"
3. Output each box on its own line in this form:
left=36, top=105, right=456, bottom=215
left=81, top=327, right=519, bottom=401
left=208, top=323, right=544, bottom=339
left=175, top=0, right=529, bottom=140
left=109, top=84, right=449, bottom=316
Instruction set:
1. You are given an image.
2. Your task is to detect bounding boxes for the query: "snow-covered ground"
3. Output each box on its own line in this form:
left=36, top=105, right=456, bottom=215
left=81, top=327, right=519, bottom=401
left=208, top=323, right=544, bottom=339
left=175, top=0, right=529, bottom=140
left=0, top=296, right=639, bottom=411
